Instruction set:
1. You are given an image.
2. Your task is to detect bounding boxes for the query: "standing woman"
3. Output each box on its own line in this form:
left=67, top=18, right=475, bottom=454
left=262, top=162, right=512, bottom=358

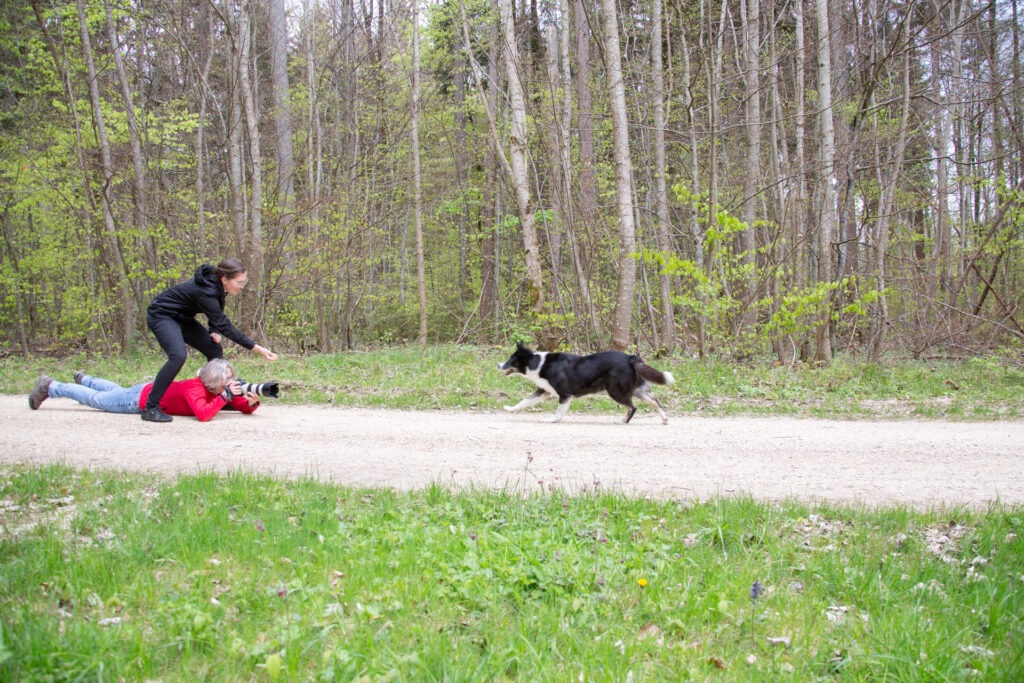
left=142, top=258, right=277, bottom=422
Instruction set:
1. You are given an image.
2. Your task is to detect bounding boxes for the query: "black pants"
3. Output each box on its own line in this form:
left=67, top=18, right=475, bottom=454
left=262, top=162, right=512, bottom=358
left=145, top=314, right=223, bottom=410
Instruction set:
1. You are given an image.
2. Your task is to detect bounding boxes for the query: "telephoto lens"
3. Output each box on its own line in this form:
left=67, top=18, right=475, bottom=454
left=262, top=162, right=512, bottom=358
left=235, top=380, right=280, bottom=398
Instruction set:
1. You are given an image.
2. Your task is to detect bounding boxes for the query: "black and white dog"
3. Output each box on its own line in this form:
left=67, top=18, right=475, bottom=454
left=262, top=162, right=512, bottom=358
left=498, top=342, right=675, bottom=424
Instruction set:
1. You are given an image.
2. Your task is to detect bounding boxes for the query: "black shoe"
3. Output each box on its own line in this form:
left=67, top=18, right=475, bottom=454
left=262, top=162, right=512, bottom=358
left=141, top=406, right=173, bottom=423
left=74, top=371, right=85, bottom=385
left=28, top=375, right=53, bottom=410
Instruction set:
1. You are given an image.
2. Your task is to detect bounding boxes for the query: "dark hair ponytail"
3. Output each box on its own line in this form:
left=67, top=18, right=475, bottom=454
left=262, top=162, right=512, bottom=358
left=215, top=257, right=245, bottom=280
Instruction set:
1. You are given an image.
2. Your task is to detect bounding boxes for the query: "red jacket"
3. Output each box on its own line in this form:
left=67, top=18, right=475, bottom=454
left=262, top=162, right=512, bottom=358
left=138, top=377, right=258, bottom=422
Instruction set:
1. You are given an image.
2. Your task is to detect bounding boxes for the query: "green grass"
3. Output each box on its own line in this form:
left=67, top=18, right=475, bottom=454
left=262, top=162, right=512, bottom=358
left=3, top=344, right=1024, bottom=419
left=1, top=465, right=1022, bottom=681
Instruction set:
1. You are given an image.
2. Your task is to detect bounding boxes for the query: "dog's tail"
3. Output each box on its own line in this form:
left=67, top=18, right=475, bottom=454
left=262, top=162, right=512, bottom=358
left=632, top=356, right=675, bottom=385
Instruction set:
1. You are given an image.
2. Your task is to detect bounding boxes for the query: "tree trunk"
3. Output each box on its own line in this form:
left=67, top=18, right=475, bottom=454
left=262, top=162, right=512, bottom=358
left=739, top=0, right=760, bottom=348
left=501, top=0, right=545, bottom=325
left=574, top=0, right=598, bottom=268
left=302, top=0, right=328, bottom=350
left=194, top=2, right=214, bottom=258
left=411, top=0, right=428, bottom=343
left=652, top=0, right=675, bottom=354
left=268, top=0, right=297, bottom=246
left=479, top=17, right=501, bottom=339
left=235, top=1, right=264, bottom=331
left=600, top=0, right=637, bottom=351
left=679, top=7, right=704, bottom=356
left=813, top=0, right=837, bottom=363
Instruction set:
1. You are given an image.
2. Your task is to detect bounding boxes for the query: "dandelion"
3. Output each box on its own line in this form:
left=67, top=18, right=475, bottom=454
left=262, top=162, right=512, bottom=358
left=638, top=578, right=648, bottom=588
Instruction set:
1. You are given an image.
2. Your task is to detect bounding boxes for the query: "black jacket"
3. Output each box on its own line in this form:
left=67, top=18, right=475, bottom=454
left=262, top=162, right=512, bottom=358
left=147, top=265, right=256, bottom=350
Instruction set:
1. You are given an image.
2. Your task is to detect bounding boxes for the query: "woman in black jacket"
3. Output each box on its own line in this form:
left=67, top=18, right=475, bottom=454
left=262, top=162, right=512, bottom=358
left=142, top=258, right=277, bottom=422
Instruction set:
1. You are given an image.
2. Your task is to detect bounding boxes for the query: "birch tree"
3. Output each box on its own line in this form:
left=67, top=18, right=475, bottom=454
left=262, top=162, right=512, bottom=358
left=269, top=0, right=297, bottom=239
left=501, top=0, right=545, bottom=325
left=600, top=0, right=637, bottom=351
left=739, top=0, right=760, bottom=342
left=814, top=0, right=837, bottom=362
left=652, top=0, right=675, bottom=353
left=412, top=0, right=428, bottom=343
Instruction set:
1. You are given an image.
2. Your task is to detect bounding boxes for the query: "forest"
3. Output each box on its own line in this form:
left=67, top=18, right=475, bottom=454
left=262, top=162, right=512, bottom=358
left=1, top=0, right=1022, bottom=363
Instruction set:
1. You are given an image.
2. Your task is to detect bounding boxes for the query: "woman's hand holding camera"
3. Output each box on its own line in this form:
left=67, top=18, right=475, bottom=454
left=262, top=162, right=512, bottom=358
left=221, top=379, right=259, bottom=406
left=221, top=380, right=243, bottom=402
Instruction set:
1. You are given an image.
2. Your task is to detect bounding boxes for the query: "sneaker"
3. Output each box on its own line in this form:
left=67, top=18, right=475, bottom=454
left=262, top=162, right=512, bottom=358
left=29, top=375, right=53, bottom=410
left=141, top=406, right=173, bottom=423
left=74, top=371, right=85, bottom=385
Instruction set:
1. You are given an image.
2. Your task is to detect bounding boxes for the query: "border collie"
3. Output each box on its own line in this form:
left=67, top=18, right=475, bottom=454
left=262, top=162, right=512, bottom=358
left=497, top=342, right=675, bottom=424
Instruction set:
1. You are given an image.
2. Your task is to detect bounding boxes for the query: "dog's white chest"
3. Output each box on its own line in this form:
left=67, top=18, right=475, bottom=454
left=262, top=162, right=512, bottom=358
left=524, top=354, right=557, bottom=395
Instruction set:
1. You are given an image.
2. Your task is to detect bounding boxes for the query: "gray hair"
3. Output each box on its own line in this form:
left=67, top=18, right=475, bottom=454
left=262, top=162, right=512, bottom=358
left=199, top=358, right=234, bottom=393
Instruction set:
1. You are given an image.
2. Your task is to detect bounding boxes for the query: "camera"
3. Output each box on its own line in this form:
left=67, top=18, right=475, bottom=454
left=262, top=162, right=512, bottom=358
left=235, top=379, right=280, bottom=398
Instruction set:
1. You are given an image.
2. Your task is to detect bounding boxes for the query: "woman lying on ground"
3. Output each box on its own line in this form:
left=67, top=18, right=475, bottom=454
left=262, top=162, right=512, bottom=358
left=27, top=358, right=260, bottom=422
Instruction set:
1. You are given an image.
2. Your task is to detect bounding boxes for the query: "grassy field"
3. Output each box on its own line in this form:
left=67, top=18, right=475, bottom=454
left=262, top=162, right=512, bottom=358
left=1, top=465, right=1022, bottom=681
left=2, top=346, right=1024, bottom=680
left=3, top=344, right=1024, bottom=419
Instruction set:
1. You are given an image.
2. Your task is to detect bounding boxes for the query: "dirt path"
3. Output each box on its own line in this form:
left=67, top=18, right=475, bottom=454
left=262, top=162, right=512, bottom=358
left=3, top=394, right=1023, bottom=509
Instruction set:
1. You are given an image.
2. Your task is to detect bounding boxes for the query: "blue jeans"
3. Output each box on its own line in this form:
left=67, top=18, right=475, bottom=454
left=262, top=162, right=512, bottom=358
left=48, top=375, right=146, bottom=414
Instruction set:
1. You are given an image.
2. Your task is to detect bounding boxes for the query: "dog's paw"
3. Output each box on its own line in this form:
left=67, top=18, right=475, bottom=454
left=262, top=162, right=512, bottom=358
left=503, top=405, right=516, bottom=413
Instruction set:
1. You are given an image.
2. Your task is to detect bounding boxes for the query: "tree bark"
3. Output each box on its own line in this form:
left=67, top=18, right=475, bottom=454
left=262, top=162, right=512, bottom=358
left=814, top=0, right=837, bottom=363
left=234, top=1, right=264, bottom=330
left=574, top=0, right=598, bottom=267
left=269, top=0, right=297, bottom=246
left=739, top=0, right=761, bottom=346
left=411, top=0, right=428, bottom=343
left=679, top=7, right=703, bottom=356
left=501, top=0, right=545, bottom=324
left=301, top=0, right=328, bottom=350
left=652, top=0, right=675, bottom=353
left=600, top=0, right=637, bottom=351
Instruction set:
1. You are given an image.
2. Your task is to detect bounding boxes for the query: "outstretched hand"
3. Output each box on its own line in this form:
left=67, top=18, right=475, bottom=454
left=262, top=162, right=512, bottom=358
left=254, top=344, right=278, bottom=362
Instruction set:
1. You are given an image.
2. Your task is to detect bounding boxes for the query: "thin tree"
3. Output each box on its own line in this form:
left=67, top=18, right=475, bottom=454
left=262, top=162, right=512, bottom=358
left=233, top=1, right=264, bottom=329
left=813, top=0, right=837, bottom=363
left=574, top=0, right=598, bottom=272
left=500, top=0, right=545, bottom=326
left=412, top=0, right=428, bottom=343
left=739, top=0, right=760, bottom=344
left=269, top=0, right=297, bottom=245
left=652, top=0, right=675, bottom=353
left=600, top=0, right=637, bottom=351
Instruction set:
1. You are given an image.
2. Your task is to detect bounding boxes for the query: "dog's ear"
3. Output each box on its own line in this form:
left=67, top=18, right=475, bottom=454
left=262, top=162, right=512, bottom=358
left=516, top=340, right=528, bottom=352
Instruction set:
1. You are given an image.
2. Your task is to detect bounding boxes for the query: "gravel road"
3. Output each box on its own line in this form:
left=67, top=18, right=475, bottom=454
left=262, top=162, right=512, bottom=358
left=4, top=395, right=1023, bottom=509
